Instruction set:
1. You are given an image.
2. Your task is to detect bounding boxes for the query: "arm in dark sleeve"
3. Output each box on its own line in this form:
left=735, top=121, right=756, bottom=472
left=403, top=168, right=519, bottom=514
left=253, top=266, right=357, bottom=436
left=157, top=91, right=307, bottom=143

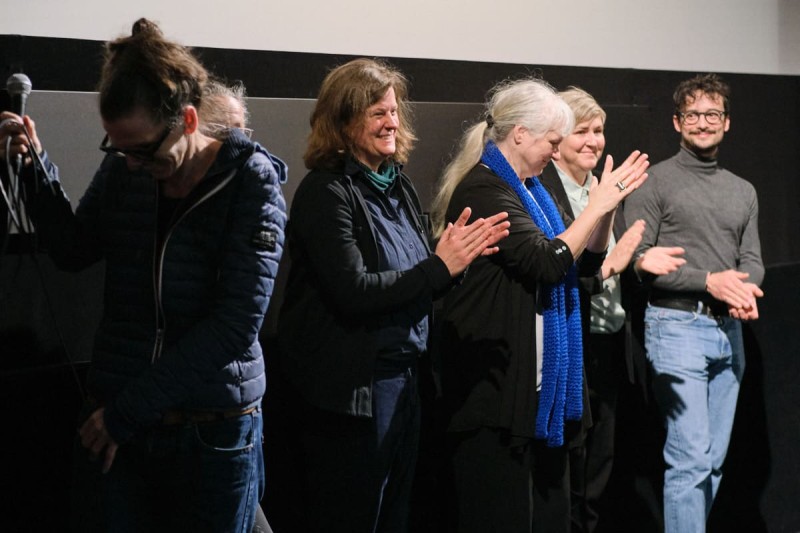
left=624, top=170, right=662, bottom=285
left=447, top=171, right=574, bottom=285
left=287, top=173, right=452, bottom=317
left=577, top=251, right=606, bottom=289
left=23, top=152, right=105, bottom=270
left=737, top=187, right=764, bottom=285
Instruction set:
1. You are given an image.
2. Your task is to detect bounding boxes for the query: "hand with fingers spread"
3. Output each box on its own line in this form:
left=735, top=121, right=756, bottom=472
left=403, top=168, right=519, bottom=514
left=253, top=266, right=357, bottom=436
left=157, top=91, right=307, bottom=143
left=705, top=269, right=762, bottom=309
left=587, top=150, right=650, bottom=215
left=79, top=407, right=119, bottom=474
left=0, top=111, right=42, bottom=165
left=435, top=207, right=510, bottom=276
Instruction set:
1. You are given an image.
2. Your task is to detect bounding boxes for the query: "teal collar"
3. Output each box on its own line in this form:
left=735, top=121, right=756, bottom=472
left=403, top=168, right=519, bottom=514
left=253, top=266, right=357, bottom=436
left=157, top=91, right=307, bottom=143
left=362, top=161, right=397, bottom=191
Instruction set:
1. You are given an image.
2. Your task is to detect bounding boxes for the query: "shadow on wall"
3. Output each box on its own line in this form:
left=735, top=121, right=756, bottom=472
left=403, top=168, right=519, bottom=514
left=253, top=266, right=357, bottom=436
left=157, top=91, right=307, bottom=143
left=710, top=262, right=800, bottom=533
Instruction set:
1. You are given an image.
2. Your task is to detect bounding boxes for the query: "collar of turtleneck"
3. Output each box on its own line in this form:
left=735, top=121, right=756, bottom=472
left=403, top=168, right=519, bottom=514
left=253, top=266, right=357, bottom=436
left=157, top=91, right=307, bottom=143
left=675, top=145, right=719, bottom=176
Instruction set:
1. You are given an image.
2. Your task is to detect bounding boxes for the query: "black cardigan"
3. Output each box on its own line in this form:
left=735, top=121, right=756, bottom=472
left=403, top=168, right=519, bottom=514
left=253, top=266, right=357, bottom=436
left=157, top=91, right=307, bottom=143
left=439, top=164, right=601, bottom=442
left=278, top=159, right=452, bottom=417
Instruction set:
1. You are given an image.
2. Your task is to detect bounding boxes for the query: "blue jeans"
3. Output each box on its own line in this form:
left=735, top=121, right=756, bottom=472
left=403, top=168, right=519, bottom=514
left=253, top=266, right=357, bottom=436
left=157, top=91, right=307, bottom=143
left=645, top=305, right=744, bottom=533
left=101, top=408, right=264, bottom=533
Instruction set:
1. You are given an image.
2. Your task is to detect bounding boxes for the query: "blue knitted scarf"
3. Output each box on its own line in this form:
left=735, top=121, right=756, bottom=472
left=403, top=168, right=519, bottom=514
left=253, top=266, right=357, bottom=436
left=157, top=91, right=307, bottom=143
left=480, top=141, right=583, bottom=447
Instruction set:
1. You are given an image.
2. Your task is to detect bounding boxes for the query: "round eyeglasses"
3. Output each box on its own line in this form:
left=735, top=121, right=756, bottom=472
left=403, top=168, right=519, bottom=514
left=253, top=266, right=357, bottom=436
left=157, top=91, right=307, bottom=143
left=677, top=110, right=726, bottom=125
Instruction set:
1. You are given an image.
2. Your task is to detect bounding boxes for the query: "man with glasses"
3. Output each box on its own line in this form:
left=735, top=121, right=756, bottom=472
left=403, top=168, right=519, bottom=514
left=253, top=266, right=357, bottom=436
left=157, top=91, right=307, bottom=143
left=1, top=19, right=286, bottom=532
left=625, top=73, right=764, bottom=533
left=99, top=122, right=175, bottom=161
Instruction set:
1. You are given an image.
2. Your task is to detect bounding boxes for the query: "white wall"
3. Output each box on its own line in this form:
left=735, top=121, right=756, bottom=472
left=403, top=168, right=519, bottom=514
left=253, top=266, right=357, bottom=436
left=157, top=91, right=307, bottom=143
left=3, top=0, right=799, bottom=75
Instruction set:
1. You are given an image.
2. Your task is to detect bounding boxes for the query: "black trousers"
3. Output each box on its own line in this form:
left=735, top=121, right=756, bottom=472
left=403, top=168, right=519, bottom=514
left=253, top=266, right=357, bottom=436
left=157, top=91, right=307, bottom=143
left=599, top=360, right=666, bottom=533
left=301, top=367, right=420, bottom=533
left=448, top=427, right=571, bottom=533
left=570, top=329, right=625, bottom=533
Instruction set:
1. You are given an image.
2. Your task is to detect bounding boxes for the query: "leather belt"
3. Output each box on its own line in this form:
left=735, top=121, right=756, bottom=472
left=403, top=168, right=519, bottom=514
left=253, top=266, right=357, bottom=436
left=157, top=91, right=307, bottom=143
left=161, top=406, right=259, bottom=426
left=650, top=297, right=728, bottom=318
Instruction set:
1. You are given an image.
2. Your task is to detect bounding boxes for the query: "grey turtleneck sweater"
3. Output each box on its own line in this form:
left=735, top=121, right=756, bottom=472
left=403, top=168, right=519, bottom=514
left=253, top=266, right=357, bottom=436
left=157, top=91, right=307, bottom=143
left=624, top=146, right=764, bottom=292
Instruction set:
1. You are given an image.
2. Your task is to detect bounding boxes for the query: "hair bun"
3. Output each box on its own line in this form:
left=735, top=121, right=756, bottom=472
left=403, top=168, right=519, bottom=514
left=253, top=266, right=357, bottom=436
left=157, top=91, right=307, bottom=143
left=131, top=18, right=163, bottom=38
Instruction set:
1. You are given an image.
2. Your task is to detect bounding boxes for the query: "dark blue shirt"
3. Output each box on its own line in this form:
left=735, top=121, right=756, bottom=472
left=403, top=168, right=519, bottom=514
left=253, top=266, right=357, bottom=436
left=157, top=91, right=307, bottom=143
left=356, top=176, right=430, bottom=367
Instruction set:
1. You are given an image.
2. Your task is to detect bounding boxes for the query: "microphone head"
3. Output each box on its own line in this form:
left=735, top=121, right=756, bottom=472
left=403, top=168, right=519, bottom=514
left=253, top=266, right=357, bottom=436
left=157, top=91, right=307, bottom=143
left=7, top=73, right=32, bottom=97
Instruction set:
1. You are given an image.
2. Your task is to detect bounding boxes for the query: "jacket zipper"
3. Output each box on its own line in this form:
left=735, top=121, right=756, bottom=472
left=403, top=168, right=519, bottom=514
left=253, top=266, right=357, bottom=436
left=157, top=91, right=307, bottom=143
left=150, top=170, right=237, bottom=364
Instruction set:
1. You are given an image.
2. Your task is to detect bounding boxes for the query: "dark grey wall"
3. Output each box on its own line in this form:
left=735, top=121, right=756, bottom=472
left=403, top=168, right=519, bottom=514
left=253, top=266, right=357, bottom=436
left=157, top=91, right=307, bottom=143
left=24, top=93, right=486, bottom=212
left=23, top=94, right=653, bottom=220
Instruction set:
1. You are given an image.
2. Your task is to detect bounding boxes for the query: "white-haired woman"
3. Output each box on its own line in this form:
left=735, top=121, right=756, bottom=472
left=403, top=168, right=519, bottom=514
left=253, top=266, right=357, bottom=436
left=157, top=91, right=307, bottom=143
left=430, top=78, right=648, bottom=532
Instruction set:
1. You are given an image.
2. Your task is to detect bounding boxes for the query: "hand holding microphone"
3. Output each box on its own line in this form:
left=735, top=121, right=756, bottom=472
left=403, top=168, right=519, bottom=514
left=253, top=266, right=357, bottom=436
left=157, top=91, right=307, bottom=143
left=1, top=73, right=42, bottom=166
left=0, top=113, right=41, bottom=163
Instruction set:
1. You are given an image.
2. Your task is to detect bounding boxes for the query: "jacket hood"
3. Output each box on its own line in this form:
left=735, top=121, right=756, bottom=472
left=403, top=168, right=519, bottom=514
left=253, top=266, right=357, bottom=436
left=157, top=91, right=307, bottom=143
left=211, top=128, right=288, bottom=185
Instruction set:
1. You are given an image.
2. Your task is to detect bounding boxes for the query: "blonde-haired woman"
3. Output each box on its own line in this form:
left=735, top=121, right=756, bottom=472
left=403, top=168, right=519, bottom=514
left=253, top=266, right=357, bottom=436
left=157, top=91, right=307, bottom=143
left=431, top=78, right=648, bottom=532
left=540, top=86, right=685, bottom=532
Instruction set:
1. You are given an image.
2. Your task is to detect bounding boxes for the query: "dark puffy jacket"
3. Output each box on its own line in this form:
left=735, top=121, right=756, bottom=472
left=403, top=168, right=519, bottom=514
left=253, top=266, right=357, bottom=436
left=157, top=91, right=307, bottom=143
left=26, top=131, right=287, bottom=442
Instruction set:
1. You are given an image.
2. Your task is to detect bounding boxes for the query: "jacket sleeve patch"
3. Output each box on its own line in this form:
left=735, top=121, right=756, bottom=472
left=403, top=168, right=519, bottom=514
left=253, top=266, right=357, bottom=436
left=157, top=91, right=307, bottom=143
left=251, top=228, right=277, bottom=251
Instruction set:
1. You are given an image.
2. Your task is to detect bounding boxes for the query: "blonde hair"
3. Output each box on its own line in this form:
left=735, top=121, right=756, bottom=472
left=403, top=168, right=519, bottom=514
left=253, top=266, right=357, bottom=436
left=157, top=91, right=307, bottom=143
left=559, top=86, right=606, bottom=125
left=431, top=77, right=573, bottom=237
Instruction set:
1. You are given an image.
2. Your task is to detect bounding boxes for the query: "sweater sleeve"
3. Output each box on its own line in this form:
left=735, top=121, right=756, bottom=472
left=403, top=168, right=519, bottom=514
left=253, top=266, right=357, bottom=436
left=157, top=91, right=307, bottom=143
left=737, top=186, right=764, bottom=286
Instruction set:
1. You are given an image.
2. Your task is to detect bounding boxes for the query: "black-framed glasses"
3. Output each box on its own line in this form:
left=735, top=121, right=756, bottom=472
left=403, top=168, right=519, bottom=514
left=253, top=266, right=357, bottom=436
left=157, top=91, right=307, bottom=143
left=677, top=110, right=726, bottom=125
left=99, top=124, right=174, bottom=161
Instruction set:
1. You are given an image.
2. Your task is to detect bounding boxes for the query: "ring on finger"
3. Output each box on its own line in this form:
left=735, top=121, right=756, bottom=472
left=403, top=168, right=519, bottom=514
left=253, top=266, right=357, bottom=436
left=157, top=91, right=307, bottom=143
left=615, top=181, right=627, bottom=191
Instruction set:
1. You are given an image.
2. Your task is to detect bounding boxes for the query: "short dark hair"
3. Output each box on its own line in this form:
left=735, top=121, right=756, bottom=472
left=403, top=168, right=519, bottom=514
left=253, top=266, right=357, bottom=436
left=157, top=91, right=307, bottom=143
left=673, top=73, right=731, bottom=115
left=98, top=18, right=208, bottom=126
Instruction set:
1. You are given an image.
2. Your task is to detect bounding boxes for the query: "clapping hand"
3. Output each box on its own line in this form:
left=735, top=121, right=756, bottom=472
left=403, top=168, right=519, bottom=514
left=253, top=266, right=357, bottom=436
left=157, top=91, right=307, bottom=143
left=436, top=207, right=510, bottom=276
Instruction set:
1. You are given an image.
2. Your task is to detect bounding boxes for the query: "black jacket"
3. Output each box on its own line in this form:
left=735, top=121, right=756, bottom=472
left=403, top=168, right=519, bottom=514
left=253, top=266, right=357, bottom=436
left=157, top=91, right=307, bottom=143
left=277, top=159, right=452, bottom=417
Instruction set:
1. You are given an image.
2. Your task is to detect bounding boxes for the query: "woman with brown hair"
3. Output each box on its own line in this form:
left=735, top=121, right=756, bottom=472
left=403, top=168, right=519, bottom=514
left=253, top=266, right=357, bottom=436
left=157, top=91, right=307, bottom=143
left=277, top=58, right=508, bottom=533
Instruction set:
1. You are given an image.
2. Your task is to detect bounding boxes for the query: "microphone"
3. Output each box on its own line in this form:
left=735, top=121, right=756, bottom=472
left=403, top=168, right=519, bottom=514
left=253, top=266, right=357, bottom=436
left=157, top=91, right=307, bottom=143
left=6, top=73, right=32, bottom=118
left=5, top=74, right=32, bottom=175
